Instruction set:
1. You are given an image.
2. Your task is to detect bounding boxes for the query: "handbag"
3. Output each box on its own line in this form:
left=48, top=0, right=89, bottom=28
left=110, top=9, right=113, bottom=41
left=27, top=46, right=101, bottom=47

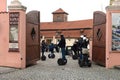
left=82, top=48, right=89, bottom=54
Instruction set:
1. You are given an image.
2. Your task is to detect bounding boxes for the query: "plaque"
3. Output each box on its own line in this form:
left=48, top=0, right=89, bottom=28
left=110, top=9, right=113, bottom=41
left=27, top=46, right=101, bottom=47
left=9, top=43, right=18, bottom=49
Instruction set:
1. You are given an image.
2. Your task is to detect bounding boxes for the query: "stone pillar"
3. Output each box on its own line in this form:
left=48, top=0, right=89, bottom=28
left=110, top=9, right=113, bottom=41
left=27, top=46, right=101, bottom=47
left=106, top=0, right=120, bottom=68
left=8, top=0, right=27, bottom=68
left=0, top=0, right=7, bottom=11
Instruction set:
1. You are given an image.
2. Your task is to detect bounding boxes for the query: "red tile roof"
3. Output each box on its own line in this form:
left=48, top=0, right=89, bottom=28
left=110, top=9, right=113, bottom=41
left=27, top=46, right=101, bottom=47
left=40, top=19, right=93, bottom=31
left=52, top=8, right=68, bottom=15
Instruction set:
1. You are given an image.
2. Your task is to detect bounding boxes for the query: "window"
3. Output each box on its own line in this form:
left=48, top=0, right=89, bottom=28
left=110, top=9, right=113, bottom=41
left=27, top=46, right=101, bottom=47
left=57, top=16, right=62, bottom=21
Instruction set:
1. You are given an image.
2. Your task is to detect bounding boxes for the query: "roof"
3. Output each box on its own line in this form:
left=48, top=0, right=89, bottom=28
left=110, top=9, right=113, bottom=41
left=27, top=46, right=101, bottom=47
left=40, top=19, right=93, bottom=31
left=52, top=8, right=68, bottom=15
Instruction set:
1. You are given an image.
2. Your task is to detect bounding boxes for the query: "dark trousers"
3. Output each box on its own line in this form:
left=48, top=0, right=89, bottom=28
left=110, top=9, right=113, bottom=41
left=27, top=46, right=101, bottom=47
left=42, top=49, right=45, bottom=56
left=50, top=49, right=54, bottom=54
left=61, top=47, right=66, bottom=60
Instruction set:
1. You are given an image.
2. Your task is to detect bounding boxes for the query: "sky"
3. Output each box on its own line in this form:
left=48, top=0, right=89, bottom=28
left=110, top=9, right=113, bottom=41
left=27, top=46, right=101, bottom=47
left=7, top=0, right=110, bottom=22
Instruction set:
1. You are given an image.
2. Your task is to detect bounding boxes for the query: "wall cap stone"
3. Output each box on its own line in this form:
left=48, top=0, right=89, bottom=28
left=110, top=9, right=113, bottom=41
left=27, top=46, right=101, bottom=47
left=106, top=6, right=120, bottom=11
left=8, top=6, right=26, bottom=11
left=8, top=0, right=26, bottom=11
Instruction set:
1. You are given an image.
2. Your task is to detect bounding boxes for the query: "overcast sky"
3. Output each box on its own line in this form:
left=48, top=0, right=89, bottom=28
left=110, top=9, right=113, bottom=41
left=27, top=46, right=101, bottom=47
left=7, top=0, right=110, bottom=22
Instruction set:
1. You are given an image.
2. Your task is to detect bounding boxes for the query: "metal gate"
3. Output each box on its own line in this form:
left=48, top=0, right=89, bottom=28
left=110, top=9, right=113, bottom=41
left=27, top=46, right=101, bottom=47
left=92, top=11, right=106, bottom=66
left=26, top=11, right=40, bottom=66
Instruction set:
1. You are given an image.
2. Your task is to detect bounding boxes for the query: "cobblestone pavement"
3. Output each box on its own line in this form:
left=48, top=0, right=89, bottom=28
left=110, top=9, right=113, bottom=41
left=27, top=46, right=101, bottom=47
left=0, top=52, right=120, bottom=80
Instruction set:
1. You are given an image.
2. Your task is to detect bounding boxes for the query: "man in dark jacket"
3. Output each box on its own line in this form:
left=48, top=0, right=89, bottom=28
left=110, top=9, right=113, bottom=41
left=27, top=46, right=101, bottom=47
left=41, top=40, right=46, bottom=56
left=71, top=41, right=79, bottom=56
left=58, top=35, right=66, bottom=60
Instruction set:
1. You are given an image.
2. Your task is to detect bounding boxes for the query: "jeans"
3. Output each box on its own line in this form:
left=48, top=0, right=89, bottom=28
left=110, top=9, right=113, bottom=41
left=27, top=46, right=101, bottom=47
left=42, top=49, right=45, bottom=56
left=61, top=47, right=66, bottom=60
left=50, top=50, right=54, bottom=54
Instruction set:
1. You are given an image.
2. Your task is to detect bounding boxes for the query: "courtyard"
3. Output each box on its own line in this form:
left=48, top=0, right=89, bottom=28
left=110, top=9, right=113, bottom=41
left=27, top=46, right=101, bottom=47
left=0, top=52, right=120, bottom=80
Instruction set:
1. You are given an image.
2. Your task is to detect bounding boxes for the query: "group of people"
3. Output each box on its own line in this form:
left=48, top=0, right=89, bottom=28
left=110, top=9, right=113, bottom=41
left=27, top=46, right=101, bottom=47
left=41, top=40, right=59, bottom=57
left=72, top=35, right=89, bottom=56
left=41, top=35, right=66, bottom=60
left=41, top=34, right=89, bottom=60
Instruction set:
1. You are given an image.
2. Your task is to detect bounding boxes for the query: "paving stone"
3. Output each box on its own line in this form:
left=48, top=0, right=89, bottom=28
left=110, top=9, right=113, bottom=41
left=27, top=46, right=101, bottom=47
left=0, top=52, right=120, bottom=80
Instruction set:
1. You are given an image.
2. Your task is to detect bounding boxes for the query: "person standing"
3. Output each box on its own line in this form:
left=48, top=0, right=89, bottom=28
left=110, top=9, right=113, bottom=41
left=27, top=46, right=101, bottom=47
left=58, top=35, right=66, bottom=60
left=71, top=40, right=79, bottom=56
left=41, top=40, right=46, bottom=56
left=49, top=42, right=54, bottom=55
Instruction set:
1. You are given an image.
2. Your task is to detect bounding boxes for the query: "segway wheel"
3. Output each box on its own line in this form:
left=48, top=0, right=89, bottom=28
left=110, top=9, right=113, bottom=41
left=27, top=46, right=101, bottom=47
left=57, top=58, right=63, bottom=65
left=48, top=54, right=55, bottom=58
left=41, top=55, right=46, bottom=61
left=88, top=63, right=91, bottom=67
left=79, top=60, right=84, bottom=67
left=57, top=58, right=67, bottom=65
left=51, top=54, right=55, bottom=58
left=87, top=60, right=92, bottom=67
left=63, top=58, right=67, bottom=65
left=48, top=54, right=51, bottom=58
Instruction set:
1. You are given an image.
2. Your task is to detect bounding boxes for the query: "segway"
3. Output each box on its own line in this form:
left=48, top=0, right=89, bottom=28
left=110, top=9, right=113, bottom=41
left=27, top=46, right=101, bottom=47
left=48, top=53, right=55, bottom=58
left=57, top=58, right=67, bottom=65
left=57, top=52, right=67, bottom=65
left=78, top=54, right=91, bottom=67
left=41, top=55, right=46, bottom=61
left=78, top=37, right=92, bottom=67
left=79, top=58, right=91, bottom=67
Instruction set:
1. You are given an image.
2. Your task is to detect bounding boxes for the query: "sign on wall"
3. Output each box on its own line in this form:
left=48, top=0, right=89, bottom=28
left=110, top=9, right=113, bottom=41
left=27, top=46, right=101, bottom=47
left=9, top=12, right=19, bottom=25
left=112, top=13, right=120, bottom=51
left=9, top=12, right=19, bottom=51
